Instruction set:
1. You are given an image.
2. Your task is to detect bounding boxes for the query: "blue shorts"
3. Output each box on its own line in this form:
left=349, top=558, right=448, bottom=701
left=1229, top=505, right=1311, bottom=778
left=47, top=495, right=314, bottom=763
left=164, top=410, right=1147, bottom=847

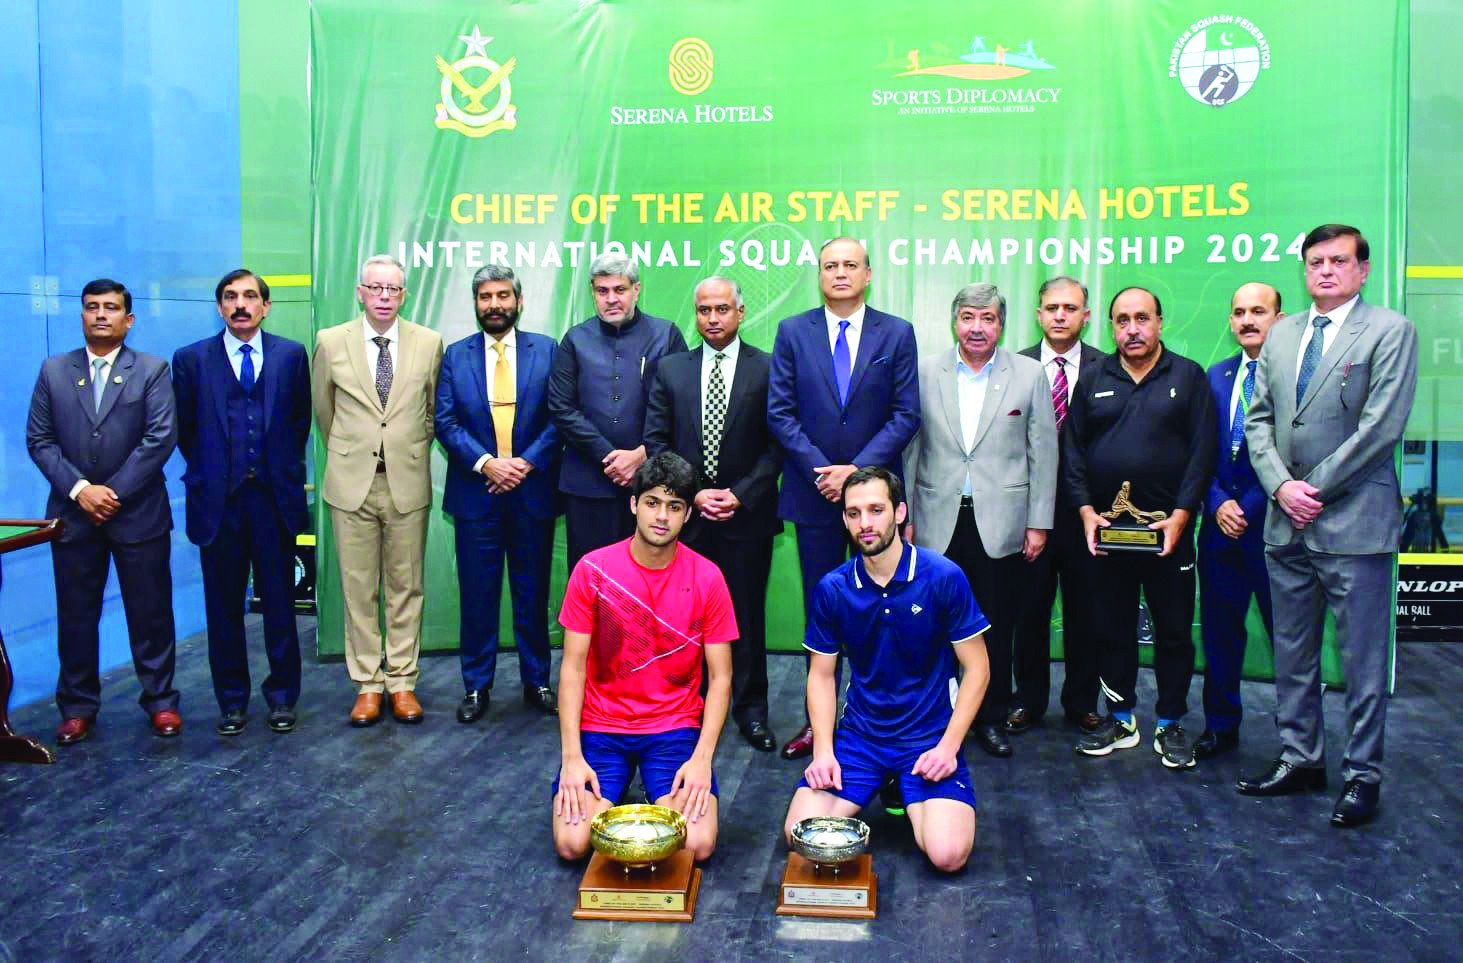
left=551, top=727, right=719, bottom=803
left=796, top=728, right=977, bottom=811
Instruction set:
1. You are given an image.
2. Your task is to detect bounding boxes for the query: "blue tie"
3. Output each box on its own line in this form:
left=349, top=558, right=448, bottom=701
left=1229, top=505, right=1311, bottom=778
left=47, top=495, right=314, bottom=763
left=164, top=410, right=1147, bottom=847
left=239, top=343, right=256, bottom=393
left=1229, top=359, right=1256, bottom=458
left=1295, top=316, right=1330, bottom=405
left=833, top=319, right=852, bottom=406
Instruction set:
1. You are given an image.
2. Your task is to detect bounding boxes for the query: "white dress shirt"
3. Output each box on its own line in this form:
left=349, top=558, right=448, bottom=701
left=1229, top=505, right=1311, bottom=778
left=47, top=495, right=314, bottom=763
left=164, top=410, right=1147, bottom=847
left=1295, top=294, right=1358, bottom=380
left=71, top=344, right=125, bottom=500
left=955, top=351, right=994, bottom=496
left=222, top=328, right=263, bottom=383
left=473, top=328, right=518, bottom=473
left=1039, top=340, right=1083, bottom=402
left=699, top=335, right=741, bottom=404
left=824, top=303, right=866, bottom=365
left=364, top=318, right=400, bottom=376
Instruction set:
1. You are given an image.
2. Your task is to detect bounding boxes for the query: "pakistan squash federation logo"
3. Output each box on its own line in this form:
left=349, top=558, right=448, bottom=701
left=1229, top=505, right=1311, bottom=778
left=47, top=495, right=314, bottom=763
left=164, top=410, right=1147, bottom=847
left=1169, top=15, right=1271, bottom=107
left=434, top=25, right=517, bottom=138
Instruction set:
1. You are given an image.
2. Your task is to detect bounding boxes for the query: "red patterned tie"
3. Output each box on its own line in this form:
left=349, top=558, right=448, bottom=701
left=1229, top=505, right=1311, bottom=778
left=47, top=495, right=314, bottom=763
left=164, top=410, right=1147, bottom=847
left=1051, top=357, right=1069, bottom=427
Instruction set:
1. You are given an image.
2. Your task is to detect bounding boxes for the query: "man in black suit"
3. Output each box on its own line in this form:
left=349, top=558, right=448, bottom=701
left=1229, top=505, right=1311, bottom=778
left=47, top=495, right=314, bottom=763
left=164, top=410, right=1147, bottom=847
left=25, top=278, right=181, bottom=743
left=172, top=270, right=313, bottom=736
left=645, top=276, right=783, bottom=751
left=1010, top=276, right=1107, bottom=735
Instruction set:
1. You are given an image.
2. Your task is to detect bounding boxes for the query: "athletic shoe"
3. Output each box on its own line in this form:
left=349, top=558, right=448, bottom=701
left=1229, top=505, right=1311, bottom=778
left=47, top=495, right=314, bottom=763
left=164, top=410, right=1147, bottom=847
left=880, top=777, right=905, bottom=817
left=1075, top=715, right=1140, bottom=756
left=1154, top=723, right=1196, bottom=769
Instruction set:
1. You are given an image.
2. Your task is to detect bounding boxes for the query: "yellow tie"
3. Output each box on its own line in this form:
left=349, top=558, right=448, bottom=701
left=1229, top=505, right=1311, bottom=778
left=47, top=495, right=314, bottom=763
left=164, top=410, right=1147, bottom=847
left=491, top=339, right=514, bottom=458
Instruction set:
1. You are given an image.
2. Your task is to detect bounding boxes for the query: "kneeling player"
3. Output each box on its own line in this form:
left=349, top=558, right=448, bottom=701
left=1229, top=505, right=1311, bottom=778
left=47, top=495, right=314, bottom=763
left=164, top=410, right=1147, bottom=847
left=552, top=452, right=737, bottom=862
left=783, top=467, right=990, bottom=872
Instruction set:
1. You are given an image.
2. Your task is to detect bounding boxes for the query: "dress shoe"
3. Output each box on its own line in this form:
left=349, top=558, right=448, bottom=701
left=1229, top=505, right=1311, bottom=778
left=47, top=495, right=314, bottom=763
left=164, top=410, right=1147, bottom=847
left=1066, top=711, right=1103, bottom=733
left=780, top=724, right=814, bottom=760
left=457, top=690, right=489, bottom=724
left=740, top=721, right=776, bottom=752
left=390, top=690, right=424, bottom=724
left=350, top=692, right=383, bottom=728
left=1193, top=729, right=1239, bottom=760
left=151, top=710, right=183, bottom=738
left=216, top=709, right=248, bottom=736
left=1003, top=707, right=1033, bottom=734
left=268, top=705, right=297, bottom=733
left=57, top=717, right=92, bottom=745
left=973, top=723, right=1012, bottom=757
left=523, top=685, right=558, bottom=716
left=1330, top=779, right=1380, bottom=828
left=1236, top=758, right=1327, bottom=796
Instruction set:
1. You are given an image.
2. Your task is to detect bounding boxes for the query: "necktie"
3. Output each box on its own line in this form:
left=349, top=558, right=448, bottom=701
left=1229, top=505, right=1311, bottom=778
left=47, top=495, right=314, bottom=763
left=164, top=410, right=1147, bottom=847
left=1050, top=356, right=1069, bottom=428
left=490, top=339, right=514, bottom=458
left=239, top=343, right=256, bottom=394
left=1229, top=359, right=1257, bottom=458
left=703, top=352, right=727, bottom=482
left=373, top=336, right=393, bottom=408
left=1295, top=316, right=1330, bottom=405
left=833, top=319, right=852, bottom=406
left=92, top=358, right=107, bottom=412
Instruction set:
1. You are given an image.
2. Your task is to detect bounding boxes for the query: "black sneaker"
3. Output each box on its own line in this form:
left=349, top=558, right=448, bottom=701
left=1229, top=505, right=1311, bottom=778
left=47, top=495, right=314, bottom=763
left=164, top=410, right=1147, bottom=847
left=880, top=777, right=905, bottom=816
left=1154, top=723, right=1196, bottom=769
left=1075, top=715, right=1140, bottom=756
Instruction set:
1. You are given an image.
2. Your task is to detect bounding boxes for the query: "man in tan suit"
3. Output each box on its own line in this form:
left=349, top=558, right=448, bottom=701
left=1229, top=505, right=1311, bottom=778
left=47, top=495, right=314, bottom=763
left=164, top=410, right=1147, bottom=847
left=313, top=254, right=444, bottom=726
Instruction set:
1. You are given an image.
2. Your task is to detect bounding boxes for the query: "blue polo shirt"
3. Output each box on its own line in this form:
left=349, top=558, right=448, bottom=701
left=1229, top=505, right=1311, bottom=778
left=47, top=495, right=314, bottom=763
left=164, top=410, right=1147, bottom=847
left=804, top=542, right=989, bottom=748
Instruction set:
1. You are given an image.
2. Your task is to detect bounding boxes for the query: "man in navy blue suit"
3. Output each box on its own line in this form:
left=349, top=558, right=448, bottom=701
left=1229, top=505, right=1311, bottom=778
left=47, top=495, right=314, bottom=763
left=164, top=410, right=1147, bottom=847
left=436, top=265, right=562, bottom=723
left=767, top=237, right=920, bottom=759
left=1195, top=282, right=1281, bottom=759
left=173, top=269, right=312, bottom=736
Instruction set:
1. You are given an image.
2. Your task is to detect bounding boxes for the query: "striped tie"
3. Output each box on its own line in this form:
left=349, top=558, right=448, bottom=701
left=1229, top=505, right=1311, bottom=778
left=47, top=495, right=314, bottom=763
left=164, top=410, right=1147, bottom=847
left=1050, top=357, right=1069, bottom=428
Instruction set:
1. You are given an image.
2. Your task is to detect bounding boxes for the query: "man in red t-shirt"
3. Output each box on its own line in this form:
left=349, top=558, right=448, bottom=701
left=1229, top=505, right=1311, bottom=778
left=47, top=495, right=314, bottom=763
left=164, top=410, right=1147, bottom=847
left=552, top=452, right=737, bottom=862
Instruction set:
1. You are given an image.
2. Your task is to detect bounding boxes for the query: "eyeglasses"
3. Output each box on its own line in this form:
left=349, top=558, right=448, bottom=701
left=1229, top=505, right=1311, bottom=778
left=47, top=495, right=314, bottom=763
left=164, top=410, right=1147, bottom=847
left=695, top=304, right=737, bottom=317
left=362, top=284, right=404, bottom=297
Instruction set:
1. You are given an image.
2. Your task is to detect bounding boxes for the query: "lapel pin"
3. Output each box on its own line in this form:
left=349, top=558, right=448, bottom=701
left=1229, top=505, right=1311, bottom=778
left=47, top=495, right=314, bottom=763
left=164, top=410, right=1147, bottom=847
left=114, top=376, right=124, bottom=384
left=1169, top=387, right=1176, bottom=398
left=76, top=378, right=87, bottom=387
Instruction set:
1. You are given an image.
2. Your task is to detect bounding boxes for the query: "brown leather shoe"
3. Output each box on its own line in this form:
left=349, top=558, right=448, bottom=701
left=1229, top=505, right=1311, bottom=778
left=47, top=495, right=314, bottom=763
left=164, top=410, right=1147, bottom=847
left=1068, top=711, right=1103, bottom=734
left=350, top=692, right=383, bottom=728
left=151, top=710, right=183, bottom=737
left=57, top=717, right=92, bottom=745
left=390, top=690, right=424, bottom=724
left=780, top=723, right=814, bottom=760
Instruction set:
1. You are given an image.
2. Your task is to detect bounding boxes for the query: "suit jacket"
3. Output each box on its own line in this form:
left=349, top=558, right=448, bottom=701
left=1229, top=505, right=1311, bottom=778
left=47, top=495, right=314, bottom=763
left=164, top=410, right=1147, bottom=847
left=1019, top=340, right=1107, bottom=512
left=172, top=331, right=312, bottom=546
left=26, top=345, right=178, bottom=544
left=1203, top=354, right=1267, bottom=544
left=766, top=306, right=920, bottom=525
left=643, top=342, right=783, bottom=541
left=312, top=316, right=444, bottom=514
left=905, top=346, right=1057, bottom=558
left=435, top=329, right=561, bottom=521
left=1245, top=298, right=1419, bottom=554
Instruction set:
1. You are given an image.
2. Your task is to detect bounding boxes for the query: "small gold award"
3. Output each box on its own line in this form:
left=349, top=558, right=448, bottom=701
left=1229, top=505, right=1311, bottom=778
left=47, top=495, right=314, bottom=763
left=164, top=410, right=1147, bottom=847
left=1097, top=481, right=1167, bottom=554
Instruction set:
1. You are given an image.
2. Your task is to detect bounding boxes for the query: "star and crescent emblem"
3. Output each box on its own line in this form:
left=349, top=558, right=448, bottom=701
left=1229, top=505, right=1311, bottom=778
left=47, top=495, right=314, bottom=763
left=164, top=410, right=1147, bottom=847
left=434, top=25, right=518, bottom=138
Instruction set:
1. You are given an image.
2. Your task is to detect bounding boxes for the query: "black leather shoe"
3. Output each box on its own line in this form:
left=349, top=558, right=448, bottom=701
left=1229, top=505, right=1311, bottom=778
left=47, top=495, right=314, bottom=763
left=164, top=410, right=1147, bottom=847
left=523, top=685, right=558, bottom=716
left=1066, top=711, right=1104, bottom=733
left=974, top=723, right=1012, bottom=758
left=216, top=709, right=247, bottom=737
left=1330, top=779, right=1380, bottom=828
left=457, top=690, right=489, bottom=724
left=741, top=721, right=776, bottom=752
left=1236, top=758, right=1327, bottom=796
left=1193, top=729, right=1239, bottom=760
left=268, top=705, right=296, bottom=733
left=1004, top=707, right=1032, bottom=734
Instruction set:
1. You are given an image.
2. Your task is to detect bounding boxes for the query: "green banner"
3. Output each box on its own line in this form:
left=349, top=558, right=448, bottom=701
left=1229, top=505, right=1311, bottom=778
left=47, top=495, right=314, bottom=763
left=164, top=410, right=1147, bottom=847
left=310, top=1, right=1407, bottom=683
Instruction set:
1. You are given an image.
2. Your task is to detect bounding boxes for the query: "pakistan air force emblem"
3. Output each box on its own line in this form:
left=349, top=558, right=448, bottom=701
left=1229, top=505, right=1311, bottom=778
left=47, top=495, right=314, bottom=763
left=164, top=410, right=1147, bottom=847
left=434, top=25, right=518, bottom=138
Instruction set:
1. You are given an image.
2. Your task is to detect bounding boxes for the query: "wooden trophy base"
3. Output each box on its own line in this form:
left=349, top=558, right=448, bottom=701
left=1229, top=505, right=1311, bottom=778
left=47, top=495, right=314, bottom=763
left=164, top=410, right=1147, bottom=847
left=776, top=853, right=877, bottom=919
left=574, top=849, right=702, bottom=922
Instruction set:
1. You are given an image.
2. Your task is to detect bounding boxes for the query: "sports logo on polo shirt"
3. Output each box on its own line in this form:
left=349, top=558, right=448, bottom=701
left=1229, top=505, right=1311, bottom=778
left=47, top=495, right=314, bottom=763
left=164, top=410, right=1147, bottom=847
left=1169, top=16, right=1271, bottom=107
left=911, top=603, right=923, bottom=614
left=433, top=25, right=518, bottom=138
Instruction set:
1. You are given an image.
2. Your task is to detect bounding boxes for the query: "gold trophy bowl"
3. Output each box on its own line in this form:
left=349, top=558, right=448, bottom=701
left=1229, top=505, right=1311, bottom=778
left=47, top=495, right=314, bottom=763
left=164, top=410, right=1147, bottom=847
left=789, top=816, right=870, bottom=872
left=589, top=804, right=687, bottom=870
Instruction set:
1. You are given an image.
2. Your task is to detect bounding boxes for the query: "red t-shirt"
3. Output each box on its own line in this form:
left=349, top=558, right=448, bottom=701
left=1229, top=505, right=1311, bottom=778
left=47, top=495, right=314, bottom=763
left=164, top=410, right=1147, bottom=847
left=558, top=538, right=738, bottom=734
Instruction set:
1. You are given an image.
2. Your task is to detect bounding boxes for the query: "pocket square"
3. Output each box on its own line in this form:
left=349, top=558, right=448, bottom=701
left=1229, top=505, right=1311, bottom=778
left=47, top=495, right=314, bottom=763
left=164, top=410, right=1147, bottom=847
left=1007, top=408, right=1022, bottom=416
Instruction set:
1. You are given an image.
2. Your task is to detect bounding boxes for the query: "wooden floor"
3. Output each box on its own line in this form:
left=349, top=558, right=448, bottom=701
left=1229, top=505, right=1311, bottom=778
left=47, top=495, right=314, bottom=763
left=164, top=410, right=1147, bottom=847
left=2, top=622, right=1459, bottom=961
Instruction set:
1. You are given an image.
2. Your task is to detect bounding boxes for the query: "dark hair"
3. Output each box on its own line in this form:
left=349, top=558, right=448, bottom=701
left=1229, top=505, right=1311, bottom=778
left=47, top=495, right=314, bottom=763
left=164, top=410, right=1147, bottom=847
left=1107, top=286, right=1162, bottom=320
left=841, top=465, right=904, bottom=508
left=1301, top=223, right=1369, bottom=262
left=81, top=278, right=131, bottom=313
left=215, top=269, right=270, bottom=304
left=1037, top=275, right=1089, bottom=309
left=632, top=452, right=697, bottom=503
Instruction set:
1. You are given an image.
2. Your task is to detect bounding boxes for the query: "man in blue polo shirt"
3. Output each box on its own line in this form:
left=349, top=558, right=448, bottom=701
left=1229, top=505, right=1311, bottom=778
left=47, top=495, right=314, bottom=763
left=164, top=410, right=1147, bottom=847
left=782, top=466, right=991, bottom=872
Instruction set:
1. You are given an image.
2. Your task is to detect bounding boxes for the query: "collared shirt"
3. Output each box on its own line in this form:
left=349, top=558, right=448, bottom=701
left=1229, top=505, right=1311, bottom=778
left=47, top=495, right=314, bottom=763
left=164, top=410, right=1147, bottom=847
left=71, top=344, right=126, bottom=501
left=222, top=328, right=263, bottom=383
left=824, top=303, right=866, bottom=364
left=1039, top=339, right=1083, bottom=402
left=699, top=335, right=741, bottom=406
left=472, top=328, right=519, bottom=474
left=364, top=318, right=400, bottom=374
left=1295, top=295, right=1358, bottom=380
left=804, top=541, right=989, bottom=748
left=955, top=352, right=994, bottom=495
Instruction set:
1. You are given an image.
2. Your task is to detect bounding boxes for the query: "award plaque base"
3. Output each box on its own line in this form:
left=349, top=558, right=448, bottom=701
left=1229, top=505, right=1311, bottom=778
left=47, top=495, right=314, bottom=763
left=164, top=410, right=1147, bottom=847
left=1097, top=522, right=1163, bottom=554
left=573, top=850, right=701, bottom=922
left=776, top=853, right=878, bottom=919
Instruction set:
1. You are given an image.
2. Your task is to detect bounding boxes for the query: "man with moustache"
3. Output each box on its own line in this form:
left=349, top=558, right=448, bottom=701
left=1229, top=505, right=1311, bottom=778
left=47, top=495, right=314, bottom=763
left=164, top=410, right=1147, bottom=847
left=313, top=255, right=444, bottom=726
left=549, top=253, right=687, bottom=572
left=1010, top=277, right=1108, bottom=735
left=645, top=276, right=783, bottom=751
left=26, top=279, right=180, bottom=742
left=767, top=237, right=920, bottom=759
left=1239, top=224, right=1419, bottom=828
left=904, top=283, right=1057, bottom=758
left=1194, top=282, right=1282, bottom=759
left=436, top=265, right=561, bottom=723
left=1064, top=287, right=1216, bottom=768
left=172, top=270, right=312, bottom=735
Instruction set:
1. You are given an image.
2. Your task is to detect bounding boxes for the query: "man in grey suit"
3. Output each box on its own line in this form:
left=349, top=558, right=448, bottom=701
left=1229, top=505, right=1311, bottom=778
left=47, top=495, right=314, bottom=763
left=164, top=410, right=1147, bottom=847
left=905, top=282, right=1058, bottom=757
left=1238, top=224, right=1419, bottom=828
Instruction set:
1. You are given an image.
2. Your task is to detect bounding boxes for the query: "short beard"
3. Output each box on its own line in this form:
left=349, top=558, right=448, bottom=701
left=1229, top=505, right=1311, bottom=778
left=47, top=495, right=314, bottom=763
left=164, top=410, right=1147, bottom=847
left=853, top=524, right=897, bottom=557
left=478, top=308, right=518, bottom=334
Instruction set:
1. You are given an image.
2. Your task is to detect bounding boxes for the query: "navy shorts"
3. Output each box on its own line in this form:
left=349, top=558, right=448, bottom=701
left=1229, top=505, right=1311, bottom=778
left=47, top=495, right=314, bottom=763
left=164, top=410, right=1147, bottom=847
left=551, top=727, right=719, bottom=803
left=796, top=728, right=977, bottom=810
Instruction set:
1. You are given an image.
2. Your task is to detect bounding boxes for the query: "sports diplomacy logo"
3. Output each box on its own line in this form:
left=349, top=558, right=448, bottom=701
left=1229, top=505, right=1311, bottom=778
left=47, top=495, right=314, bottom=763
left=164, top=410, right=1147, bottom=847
left=434, top=26, right=518, bottom=138
left=1169, top=15, right=1271, bottom=107
left=609, top=37, right=774, bottom=126
left=871, top=31, right=1061, bottom=114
